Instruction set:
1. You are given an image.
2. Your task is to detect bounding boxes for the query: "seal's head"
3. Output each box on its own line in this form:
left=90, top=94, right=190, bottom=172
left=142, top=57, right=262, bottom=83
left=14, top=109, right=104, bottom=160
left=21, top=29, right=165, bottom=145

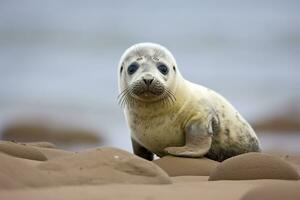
left=118, top=43, right=181, bottom=106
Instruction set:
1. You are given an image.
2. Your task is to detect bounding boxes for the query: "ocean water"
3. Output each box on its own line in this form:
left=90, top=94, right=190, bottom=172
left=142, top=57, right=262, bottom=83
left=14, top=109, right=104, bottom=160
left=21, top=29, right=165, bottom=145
left=0, top=0, right=299, bottom=152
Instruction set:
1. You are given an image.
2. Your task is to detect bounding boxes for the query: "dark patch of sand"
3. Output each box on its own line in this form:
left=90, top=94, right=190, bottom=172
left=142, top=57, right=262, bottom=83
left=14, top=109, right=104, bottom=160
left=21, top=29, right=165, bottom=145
left=1, top=121, right=103, bottom=148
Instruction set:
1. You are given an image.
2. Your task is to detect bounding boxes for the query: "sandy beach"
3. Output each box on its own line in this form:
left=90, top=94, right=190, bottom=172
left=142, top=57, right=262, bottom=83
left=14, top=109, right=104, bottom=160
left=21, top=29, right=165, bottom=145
left=0, top=141, right=299, bottom=200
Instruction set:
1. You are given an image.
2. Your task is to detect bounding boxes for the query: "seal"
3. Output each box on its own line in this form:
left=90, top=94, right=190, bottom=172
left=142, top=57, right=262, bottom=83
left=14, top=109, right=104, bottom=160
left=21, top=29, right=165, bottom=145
left=118, top=42, right=261, bottom=162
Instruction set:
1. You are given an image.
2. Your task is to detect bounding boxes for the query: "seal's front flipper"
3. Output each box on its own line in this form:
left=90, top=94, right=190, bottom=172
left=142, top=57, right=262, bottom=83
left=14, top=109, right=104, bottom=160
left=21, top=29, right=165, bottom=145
left=164, top=119, right=216, bottom=158
left=164, top=136, right=212, bottom=158
left=131, top=137, right=154, bottom=161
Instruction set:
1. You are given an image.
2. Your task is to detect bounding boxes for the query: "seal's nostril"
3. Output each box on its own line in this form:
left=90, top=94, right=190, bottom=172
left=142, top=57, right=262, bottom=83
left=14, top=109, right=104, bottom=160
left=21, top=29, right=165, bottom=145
left=149, top=78, right=154, bottom=85
left=143, top=78, right=154, bottom=86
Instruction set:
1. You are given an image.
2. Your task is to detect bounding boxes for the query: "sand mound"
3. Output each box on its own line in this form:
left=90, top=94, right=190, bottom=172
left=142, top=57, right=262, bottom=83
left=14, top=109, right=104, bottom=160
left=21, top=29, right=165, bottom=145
left=209, top=153, right=300, bottom=181
left=38, top=147, right=171, bottom=185
left=0, top=141, right=47, bottom=161
left=153, top=156, right=219, bottom=176
left=0, top=146, right=171, bottom=190
left=241, top=182, right=300, bottom=200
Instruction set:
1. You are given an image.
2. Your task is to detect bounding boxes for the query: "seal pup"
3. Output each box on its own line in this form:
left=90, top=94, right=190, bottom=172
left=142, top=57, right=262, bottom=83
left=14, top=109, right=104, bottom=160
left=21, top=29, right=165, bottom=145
left=118, top=43, right=261, bottom=161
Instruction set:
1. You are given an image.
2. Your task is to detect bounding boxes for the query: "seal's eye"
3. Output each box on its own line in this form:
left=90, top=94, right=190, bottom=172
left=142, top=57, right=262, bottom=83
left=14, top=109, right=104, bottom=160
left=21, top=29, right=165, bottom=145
left=127, top=63, right=139, bottom=75
left=157, top=64, right=169, bottom=75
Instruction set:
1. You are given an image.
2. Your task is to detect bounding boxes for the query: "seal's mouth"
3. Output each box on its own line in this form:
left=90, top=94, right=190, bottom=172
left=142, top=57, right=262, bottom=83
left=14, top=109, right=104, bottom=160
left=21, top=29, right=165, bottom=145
left=132, top=88, right=165, bottom=102
left=130, top=78, right=165, bottom=99
left=118, top=80, right=176, bottom=107
left=135, top=90, right=162, bottom=100
left=134, top=86, right=164, bottom=97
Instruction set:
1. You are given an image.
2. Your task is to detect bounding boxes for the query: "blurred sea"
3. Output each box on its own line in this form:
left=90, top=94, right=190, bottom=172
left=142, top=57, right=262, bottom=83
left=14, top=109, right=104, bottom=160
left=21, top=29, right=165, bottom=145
left=0, top=0, right=299, bottom=152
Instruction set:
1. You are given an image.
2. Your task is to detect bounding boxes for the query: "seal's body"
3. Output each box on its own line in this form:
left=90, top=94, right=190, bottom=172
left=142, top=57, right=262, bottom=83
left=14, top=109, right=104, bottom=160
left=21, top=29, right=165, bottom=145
left=118, top=43, right=261, bottom=161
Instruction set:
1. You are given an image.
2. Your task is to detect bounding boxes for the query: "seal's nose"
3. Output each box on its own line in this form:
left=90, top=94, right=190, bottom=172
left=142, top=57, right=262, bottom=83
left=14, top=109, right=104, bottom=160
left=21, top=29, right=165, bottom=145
left=143, top=77, right=154, bottom=86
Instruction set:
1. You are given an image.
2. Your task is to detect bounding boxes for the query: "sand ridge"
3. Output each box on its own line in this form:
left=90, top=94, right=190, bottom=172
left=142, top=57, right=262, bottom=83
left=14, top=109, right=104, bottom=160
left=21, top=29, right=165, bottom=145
left=0, top=141, right=47, bottom=161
